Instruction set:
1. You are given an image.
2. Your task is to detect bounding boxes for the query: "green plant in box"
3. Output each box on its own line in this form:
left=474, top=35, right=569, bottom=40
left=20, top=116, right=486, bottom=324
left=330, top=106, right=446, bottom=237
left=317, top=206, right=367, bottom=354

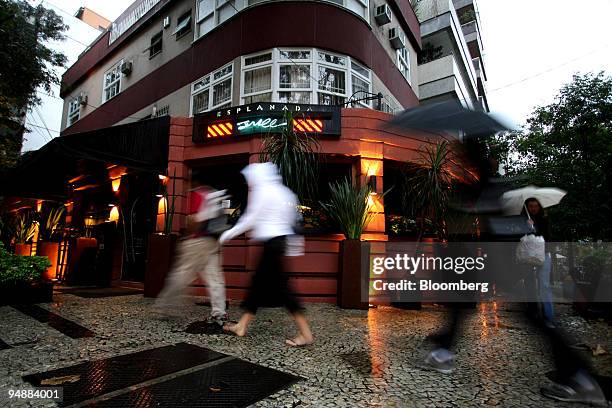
left=321, top=178, right=373, bottom=240
left=0, top=243, right=50, bottom=285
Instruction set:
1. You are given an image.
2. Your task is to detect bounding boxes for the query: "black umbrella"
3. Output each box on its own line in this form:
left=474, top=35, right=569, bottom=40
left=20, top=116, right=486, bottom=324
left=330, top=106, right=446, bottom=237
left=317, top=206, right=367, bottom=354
left=388, top=101, right=511, bottom=137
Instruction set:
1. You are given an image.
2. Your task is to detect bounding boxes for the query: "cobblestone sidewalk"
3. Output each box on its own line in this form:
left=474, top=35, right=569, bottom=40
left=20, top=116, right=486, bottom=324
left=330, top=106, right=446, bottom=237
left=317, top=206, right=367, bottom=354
left=0, top=293, right=610, bottom=407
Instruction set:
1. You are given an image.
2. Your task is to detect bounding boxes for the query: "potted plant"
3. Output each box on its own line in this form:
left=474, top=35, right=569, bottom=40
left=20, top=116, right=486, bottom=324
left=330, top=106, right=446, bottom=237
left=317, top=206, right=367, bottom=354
left=0, top=243, right=52, bottom=305
left=13, top=211, right=38, bottom=256
left=37, top=206, right=65, bottom=280
left=145, top=172, right=178, bottom=297
left=321, top=178, right=374, bottom=309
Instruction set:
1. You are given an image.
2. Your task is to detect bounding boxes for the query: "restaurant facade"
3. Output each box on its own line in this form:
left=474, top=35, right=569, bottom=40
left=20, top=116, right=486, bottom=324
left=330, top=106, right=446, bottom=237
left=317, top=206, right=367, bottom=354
left=2, top=0, right=487, bottom=305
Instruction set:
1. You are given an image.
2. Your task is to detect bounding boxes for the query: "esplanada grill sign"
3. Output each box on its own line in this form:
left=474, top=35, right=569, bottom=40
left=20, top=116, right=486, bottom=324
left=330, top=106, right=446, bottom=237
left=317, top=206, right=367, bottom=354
left=192, top=103, right=341, bottom=143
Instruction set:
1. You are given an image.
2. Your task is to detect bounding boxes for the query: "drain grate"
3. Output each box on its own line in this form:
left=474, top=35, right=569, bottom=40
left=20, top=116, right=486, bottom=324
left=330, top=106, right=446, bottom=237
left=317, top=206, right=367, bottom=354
left=23, top=342, right=226, bottom=407
left=0, top=337, right=11, bottom=350
left=55, top=287, right=143, bottom=298
left=90, top=358, right=301, bottom=408
left=12, top=304, right=95, bottom=339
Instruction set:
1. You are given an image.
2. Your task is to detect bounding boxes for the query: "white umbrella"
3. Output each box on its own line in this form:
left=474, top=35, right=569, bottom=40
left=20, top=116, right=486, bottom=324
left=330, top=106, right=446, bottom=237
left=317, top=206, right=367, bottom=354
left=501, top=185, right=567, bottom=215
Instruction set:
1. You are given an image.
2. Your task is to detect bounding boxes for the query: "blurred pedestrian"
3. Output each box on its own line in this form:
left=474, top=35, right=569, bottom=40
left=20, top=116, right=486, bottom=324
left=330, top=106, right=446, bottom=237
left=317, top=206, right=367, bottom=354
left=154, top=177, right=228, bottom=326
left=219, top=162, right=313, bottom=347
left=522, top=197, right=554, bottom=324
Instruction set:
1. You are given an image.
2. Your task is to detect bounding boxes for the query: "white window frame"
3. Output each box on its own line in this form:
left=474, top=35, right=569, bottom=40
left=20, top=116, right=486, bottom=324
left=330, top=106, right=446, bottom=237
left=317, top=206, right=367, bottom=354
left=102, top=59, right=124, bottom=103
left=397, top=47, right=410, bottom=83
left=190, top=62, right=234, bottom=115
left=350, top=59, right=372, bottom=107
left=277, top=47, right=314, bottom=105
left=67, top=98, right=80, bottom=126
left=241, top=51, right=273, bottom=104
left=196, top=0, right=245, bottom=39
left=316, top=50, right=348, bottom=106
left=238, top=47, right=372, bottom=107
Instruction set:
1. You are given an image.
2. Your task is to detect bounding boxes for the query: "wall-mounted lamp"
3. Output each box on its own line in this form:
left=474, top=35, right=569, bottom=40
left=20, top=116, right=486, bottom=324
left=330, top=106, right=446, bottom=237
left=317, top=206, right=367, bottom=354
left=108, top=206, right=119, bottom=222
left=111, top=177, right=121, bottom=192
left=368, top=175, right=377, bottom=195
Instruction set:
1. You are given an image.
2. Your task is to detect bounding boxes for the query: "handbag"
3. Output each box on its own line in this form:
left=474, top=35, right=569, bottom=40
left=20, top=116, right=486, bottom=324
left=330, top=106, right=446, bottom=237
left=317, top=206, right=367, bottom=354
left=515, top=205, right=545, bottom=266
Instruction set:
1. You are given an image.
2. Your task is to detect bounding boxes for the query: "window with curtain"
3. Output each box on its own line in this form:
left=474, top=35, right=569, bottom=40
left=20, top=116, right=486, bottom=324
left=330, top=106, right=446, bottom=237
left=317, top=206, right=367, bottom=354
left=279, top=65, right=310, bottom=89
left=244, top=66, right=272, bottom=94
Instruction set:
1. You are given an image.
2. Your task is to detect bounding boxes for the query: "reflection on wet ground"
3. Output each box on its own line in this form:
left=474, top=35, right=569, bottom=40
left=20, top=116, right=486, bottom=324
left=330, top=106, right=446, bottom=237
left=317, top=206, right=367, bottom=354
left=0, top=294, right=610, bottom=407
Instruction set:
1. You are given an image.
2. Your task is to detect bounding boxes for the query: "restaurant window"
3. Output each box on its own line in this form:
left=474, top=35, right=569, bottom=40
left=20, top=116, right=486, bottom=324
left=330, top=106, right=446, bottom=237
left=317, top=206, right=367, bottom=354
left=191, top=63, right=233, bottom=115
left=102, top=59, right=123, bottom=103
left=397, top=47, right=410, bottom=82
left=148, top=31, right=163, bottom=58
left=67, top=98, right=80, bottom=126
left=174, top=11, right=192, bottom=38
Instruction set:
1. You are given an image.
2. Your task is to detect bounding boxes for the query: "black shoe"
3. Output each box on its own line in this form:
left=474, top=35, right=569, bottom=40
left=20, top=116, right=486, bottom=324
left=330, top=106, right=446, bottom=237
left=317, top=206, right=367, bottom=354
left=541, top=373, right=607, bottom=406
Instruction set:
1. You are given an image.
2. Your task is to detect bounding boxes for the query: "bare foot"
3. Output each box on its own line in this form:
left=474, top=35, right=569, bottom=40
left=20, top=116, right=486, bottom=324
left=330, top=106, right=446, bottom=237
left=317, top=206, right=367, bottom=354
left=285, top=334, right=313, bottom=347
left=223, top=323, right=247, bottom=337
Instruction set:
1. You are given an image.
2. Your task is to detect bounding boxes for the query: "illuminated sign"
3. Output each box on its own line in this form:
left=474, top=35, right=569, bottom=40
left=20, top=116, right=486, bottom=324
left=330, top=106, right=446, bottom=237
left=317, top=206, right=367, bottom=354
left=237, top=118, right=287, bottom=131
left=207, top=122, right=234, bottom=139
left=193, top=103, right=340, bottom=143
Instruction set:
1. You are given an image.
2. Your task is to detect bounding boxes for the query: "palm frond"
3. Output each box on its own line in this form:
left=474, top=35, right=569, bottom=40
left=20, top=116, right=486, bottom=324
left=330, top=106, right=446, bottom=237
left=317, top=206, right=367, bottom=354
left=260, top=111, right=320, bottom=200
left=320, top=178, right=374, bottom=239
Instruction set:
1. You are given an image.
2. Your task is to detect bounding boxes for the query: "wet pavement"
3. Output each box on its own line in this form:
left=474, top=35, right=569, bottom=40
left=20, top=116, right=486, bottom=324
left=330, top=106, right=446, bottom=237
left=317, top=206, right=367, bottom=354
left=0, top=293, right=611, bottom=407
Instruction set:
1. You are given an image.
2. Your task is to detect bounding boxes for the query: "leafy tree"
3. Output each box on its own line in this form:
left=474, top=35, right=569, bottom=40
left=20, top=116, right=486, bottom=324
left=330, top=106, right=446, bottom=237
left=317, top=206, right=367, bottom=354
left=502, top=72, right=612, bottom=241
left=0, top=0, right=67, bottom=168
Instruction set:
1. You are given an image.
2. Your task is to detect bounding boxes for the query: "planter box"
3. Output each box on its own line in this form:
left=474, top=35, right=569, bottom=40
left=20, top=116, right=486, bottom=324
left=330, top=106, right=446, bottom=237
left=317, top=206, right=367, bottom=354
left=0, top=281, right=53, bottom=305
left=144, top=234, right=177, bottom=298
left=338, top=239, right=370, bottom=310
left=38, top=242, right=60, bottom=281
left=14, top=243, right=32, bottom=256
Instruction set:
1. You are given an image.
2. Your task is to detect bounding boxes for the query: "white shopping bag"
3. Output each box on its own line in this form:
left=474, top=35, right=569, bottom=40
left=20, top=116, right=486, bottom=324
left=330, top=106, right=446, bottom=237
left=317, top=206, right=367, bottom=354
left=516, top=234, right=545, bottom=266
left=286, top=234, right=305, bottom=257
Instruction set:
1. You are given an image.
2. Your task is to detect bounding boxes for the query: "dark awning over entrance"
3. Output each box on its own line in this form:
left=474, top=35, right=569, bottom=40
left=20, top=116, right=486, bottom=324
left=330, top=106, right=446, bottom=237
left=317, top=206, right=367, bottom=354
left=1, top=117, right=170, bottom=200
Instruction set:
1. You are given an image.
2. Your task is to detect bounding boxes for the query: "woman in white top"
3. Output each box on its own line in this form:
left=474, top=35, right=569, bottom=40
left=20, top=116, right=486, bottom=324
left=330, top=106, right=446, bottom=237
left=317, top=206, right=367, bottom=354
left=219, top=162, right=313, bottom=347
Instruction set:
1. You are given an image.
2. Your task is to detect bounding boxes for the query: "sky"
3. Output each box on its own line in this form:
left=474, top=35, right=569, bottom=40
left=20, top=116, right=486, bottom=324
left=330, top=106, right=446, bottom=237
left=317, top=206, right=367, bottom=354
left=23, top=0, right=125, bottom=152
left=478, top=0, right=612, bottom=128
left=22, top=0, right=612, bottom=151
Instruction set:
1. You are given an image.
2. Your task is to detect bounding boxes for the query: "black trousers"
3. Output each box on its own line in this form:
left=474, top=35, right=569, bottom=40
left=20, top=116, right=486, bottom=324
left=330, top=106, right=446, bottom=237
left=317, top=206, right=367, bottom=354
left=241, top=236, right=303, bottom=315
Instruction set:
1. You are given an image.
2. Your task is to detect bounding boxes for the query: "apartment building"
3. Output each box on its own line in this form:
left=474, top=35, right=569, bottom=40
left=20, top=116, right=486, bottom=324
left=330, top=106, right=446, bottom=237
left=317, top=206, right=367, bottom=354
left=60, top=0, right=423, bottom=134
left=415, top=0, right=489, bottom=111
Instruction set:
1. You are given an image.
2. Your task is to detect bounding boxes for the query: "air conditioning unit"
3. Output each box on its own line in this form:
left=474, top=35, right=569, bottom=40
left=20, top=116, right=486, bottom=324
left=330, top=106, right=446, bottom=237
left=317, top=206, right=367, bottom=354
left=163, top=16, right=170, bottom=28
left=389, top=27, right=406, bottom=49
left=120, top=61, right=133, bottom=75
left=77, top=92, right=88, bottom=106
left=375, top=4, right=392, bottom=26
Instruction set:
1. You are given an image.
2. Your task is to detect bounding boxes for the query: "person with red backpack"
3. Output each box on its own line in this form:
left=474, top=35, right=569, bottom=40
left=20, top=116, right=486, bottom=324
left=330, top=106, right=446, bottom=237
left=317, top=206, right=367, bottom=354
left=154, top=177, right=229, bottom=326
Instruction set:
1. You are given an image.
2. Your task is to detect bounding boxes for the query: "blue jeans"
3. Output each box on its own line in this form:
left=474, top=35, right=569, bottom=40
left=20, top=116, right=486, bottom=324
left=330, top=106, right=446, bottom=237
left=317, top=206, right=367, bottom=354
left=537, top=253, right=554, bottom=321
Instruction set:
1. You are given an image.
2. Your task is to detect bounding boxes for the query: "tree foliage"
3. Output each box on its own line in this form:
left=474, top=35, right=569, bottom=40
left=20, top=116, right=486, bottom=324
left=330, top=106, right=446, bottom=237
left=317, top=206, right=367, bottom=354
left=0, top=0, right=67, bottom=168
left=502, top=72, right=612, bottom=240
